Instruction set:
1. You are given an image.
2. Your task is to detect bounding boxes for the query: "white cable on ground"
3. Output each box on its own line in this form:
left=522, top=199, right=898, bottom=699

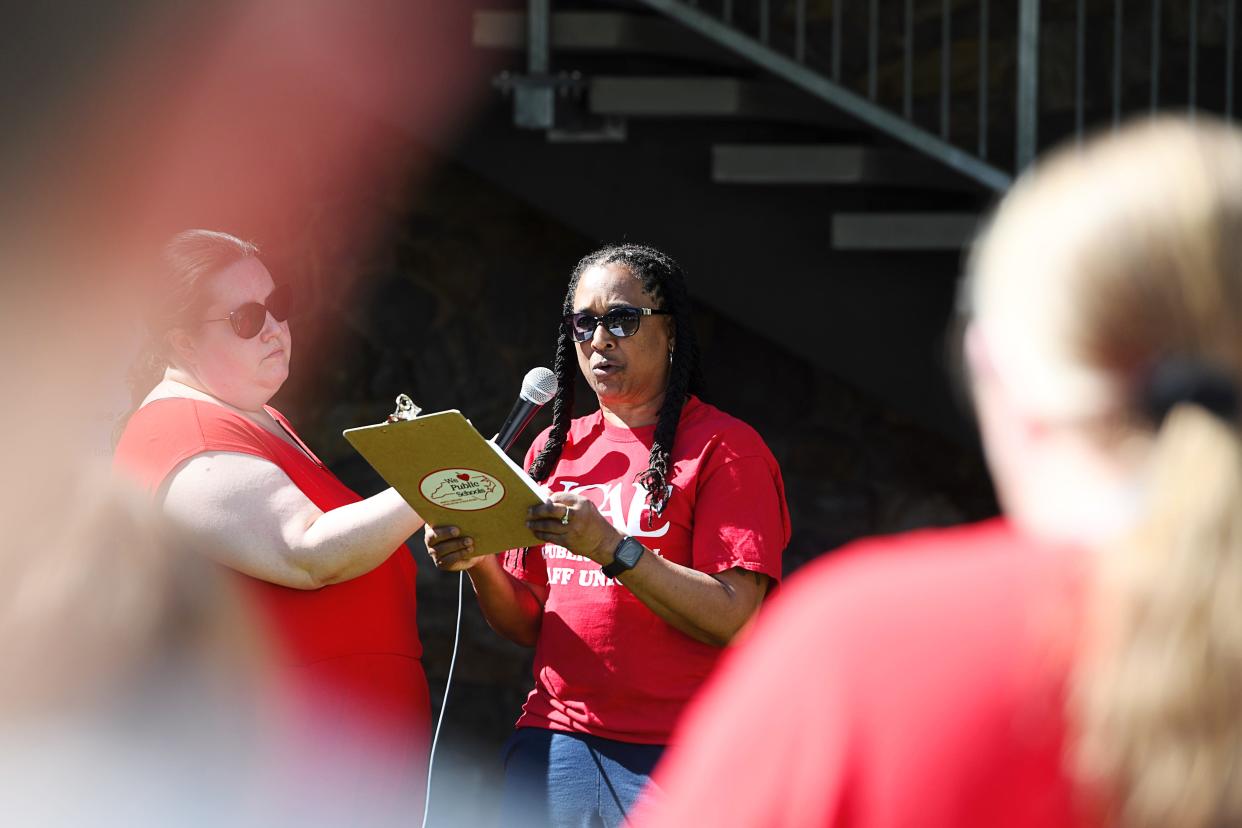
left=421, top=569, right=464, bottom=828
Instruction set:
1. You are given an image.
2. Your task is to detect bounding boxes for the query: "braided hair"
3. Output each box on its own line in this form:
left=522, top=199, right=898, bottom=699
left=528, top=244, right=703, bottom=523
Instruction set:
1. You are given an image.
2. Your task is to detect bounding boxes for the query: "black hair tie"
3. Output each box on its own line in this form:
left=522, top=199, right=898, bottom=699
left=1140, top=358, right=1240, bottom=426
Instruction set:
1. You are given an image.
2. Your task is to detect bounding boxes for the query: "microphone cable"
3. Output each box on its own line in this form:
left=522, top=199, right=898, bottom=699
left=421, top=569, right=464, bottom=828
left=420, top=367, right=556, bottom=825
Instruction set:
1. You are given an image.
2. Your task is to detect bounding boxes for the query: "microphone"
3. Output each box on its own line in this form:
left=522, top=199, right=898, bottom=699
left=494, top=367, right=558, bottom=452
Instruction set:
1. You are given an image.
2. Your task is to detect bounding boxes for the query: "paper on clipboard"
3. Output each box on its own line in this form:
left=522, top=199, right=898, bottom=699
left=343, top=408, right=549, bottom=558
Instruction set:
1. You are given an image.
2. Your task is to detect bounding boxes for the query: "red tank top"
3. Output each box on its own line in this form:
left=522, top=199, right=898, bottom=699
left=115, top=396, right=431, bottom=806
left=114, top=397, right=423, bottom=666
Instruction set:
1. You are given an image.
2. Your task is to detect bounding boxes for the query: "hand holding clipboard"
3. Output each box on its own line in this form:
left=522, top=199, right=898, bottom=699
left=343, top=395, right=548, bottom=558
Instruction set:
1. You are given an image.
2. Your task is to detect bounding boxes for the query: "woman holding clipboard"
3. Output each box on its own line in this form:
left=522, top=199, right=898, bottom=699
left=424, top=244, right=790, bottom=827
left=113, top=229, right=430, bottom=808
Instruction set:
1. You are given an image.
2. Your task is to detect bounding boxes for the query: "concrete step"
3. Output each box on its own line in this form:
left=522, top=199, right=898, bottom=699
left=831, top=212, right=980, bottom=251
left=589, top=77, right=845, bottom=126
left=473, top=10, right=740, bottom=64
left=712, top=144, right=974, bottom=189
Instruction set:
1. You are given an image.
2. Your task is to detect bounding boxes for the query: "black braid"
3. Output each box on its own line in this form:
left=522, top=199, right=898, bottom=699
left=527, top=244, right=703, bottom=525
left=527, top=324, right=578, bottom=482
left=517, top=276, right=586, bottom=570
left=623, top=247, right=702, bottom=523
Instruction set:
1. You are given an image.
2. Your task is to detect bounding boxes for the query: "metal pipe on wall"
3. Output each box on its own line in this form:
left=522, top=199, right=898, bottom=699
left=796, top=0, right=806, bottom=63
left=1189, top=0, right=1198, bottom=115
left=1228, top=0, right=1237, bottom=119
left=869, top=0, right=879, bottom=100
left=904, top=0, right=914, bottom=119
left=1113, top=0, right=1123, bottom=128
left=1151, top=0, right=1162, bottom=113
left=1075, top=0, right=1085, bottom=144
left=833, top=0, right=842, bottom=81
left=941, top=0, right=952, bottom=140
left=1017, top=0, right=1041, bottom=168
left=979, top=0, right=989, bottom=159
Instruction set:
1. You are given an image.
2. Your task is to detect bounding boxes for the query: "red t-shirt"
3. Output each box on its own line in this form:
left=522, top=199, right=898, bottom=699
left=635, top=519, right=1093, bottom=828
left=113, top=398, right=430, bottom=781
left=504, top=395, right=790, bottom=744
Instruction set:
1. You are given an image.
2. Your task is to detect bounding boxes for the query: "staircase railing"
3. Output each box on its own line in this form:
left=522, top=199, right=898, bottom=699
left=630, top=0, right=1238, bottom=192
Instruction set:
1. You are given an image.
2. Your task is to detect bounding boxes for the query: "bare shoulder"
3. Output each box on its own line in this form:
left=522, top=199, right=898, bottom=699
left=161, top=451, right=296, bottom=513
left=158, top=451, right=323, bottom=589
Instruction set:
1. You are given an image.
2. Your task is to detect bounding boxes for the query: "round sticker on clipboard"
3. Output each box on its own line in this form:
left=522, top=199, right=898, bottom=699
left=419, top=468, right=506, bottom=511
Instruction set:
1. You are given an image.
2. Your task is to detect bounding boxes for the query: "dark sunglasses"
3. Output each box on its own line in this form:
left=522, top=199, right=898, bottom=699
left=202, top=284, right=293, bottom=339
left=564, top=306, right=670, bottom=342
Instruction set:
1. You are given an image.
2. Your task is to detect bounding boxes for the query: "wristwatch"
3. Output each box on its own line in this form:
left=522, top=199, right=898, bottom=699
left=602, top=536, right=645, bottom=579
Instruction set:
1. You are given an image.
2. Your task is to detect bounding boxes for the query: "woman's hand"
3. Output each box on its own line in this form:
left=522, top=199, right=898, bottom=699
left=424, top=524, right=485, bottom=572
left=527, top=492, right=623, bottom=564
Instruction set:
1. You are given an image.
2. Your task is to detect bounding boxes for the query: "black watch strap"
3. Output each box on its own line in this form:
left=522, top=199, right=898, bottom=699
left=602, top=536, right=645, bottom=578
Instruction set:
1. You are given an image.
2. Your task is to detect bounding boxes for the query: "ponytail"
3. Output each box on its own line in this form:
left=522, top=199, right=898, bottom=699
left=1074, top=404, right=1242, bottom=827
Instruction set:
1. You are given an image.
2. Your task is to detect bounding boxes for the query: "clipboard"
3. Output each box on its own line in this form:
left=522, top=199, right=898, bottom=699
left=343, top=396, right=548, bottom=557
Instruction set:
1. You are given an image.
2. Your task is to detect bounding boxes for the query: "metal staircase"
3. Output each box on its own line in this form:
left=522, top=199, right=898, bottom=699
left=456, top=1, right=1239, bottom=437
left=494, top=2, right=1235, bottom=175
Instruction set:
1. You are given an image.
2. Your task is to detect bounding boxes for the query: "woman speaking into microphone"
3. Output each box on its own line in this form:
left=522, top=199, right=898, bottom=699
left=113, top=229, right=430, bottom=805
left=425, top=244, right=791, bottom=827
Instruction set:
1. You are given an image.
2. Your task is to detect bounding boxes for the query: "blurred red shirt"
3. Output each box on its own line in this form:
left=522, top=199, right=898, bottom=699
left=635, top=519, right=1093, bottom=828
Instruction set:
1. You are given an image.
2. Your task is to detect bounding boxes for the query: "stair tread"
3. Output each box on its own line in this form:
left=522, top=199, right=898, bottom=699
left=473, top=10, right=741, bottom=64
left=590, top=76, right=845, bottom=126
left=832, top=212, right=980, bottom=251
left=712, top=143, right=973, bottom=189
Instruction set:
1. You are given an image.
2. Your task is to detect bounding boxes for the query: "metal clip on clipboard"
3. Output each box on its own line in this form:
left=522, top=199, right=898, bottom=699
left=387, top=394, right=422, bottom=423
left=344, top=397, right=545, bottom=558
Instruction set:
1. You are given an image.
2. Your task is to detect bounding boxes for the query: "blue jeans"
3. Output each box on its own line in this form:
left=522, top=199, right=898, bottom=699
left=497, top=728, right=664, bottom=828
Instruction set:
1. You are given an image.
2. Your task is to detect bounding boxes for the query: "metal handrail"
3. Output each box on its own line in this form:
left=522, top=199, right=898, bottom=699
left=630, top=1, right=1239, bottom=192
left=634, top=0, right=1013, bottom=191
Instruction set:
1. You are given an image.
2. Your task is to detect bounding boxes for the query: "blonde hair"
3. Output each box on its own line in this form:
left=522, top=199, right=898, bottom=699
left=970, top=118, right=1242, bottom=827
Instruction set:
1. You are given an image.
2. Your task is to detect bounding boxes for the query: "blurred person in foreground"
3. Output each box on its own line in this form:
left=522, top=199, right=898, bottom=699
left=0, top=469, right=275, bottom=826
left=0, top=469, right=426, bottom=826
left=636, top=117, right=1242, bottom=828
left=424, top=244, right=790, bottom=826
left=113, top=229, right=430, bottom=805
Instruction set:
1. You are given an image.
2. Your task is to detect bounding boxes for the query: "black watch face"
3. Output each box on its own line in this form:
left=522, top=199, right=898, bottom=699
left=617, top=537, right=643, bottom=567
left=604, top=537, right=644, bottom=577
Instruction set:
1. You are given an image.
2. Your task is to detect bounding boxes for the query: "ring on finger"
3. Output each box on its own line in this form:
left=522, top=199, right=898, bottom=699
left=560, top=505, right=571, bottom=525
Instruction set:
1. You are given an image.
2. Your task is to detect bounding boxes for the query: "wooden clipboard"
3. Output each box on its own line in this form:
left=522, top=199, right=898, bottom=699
left=343, top=406, right=547, bottom=557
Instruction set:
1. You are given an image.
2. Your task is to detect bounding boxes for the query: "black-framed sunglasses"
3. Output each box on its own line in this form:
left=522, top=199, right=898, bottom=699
left=202, top=284, right=294, bottom=339
left=564, top=306, right=670, bottom=342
